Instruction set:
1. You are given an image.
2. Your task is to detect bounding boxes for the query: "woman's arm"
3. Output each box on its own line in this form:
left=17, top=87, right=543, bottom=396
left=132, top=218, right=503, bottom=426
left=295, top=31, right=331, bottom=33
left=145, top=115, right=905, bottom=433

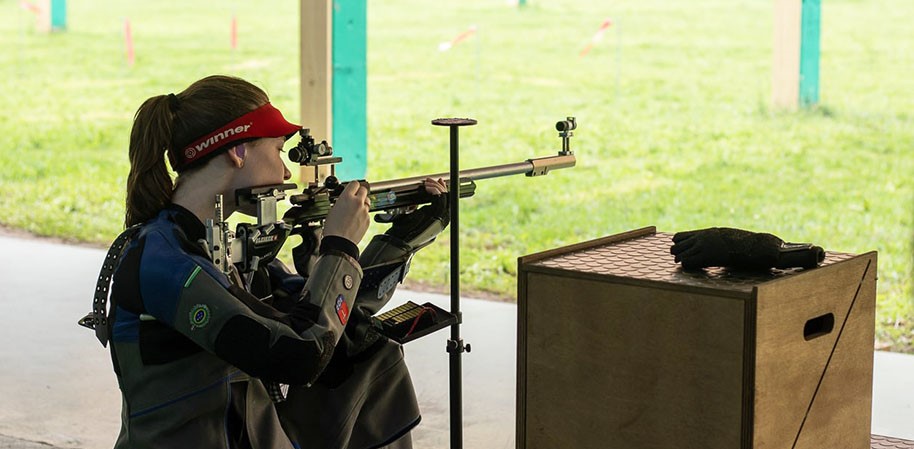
left=137, top=228, right=362, bottom=386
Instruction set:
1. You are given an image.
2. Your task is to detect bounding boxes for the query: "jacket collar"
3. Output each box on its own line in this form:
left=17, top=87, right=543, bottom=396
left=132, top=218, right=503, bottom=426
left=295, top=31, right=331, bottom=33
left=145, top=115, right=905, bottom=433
left=166, top=203, right=207, bottom=243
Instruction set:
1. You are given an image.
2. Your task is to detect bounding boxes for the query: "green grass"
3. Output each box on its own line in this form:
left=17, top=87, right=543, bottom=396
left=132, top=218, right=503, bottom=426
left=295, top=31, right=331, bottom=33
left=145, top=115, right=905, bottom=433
left=1, top=0, right=912, bottom=352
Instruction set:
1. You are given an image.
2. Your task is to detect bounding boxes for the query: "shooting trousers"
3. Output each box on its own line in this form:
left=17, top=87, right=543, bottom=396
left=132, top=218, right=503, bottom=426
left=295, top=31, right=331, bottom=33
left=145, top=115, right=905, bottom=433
left=277, top=338, right=420, bottom=449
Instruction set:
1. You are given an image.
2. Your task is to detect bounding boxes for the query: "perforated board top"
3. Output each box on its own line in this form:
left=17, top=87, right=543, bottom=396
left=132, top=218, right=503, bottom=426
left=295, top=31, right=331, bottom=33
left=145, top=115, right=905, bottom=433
left=530, top=231, right=856, bottom=294
left=871, top=435, right=914, bottom=449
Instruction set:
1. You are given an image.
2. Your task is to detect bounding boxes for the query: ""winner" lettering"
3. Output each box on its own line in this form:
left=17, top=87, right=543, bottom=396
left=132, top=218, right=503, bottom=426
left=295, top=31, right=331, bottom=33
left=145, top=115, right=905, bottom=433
left=195, top=124, right=252, bottom=152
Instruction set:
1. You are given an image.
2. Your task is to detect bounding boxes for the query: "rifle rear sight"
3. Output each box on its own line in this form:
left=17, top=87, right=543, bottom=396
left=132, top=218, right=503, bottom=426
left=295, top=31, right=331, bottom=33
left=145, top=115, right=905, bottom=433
left=288, top=128, right=340, bottom=166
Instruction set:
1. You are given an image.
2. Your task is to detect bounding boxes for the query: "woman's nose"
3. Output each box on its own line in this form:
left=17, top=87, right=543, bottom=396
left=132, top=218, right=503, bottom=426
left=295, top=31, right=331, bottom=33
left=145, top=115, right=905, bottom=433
left=283, top=165, right=292, bottom=180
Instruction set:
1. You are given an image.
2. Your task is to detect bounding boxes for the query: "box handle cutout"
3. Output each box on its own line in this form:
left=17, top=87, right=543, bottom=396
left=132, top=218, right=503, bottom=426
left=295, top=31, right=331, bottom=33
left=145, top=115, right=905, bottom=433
left=804, top=313, right=835, bottom=341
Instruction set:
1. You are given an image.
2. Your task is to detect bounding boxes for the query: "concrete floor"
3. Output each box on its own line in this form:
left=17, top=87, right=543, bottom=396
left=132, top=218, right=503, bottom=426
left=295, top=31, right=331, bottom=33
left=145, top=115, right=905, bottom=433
left=0, top=234, right=911, bottom=448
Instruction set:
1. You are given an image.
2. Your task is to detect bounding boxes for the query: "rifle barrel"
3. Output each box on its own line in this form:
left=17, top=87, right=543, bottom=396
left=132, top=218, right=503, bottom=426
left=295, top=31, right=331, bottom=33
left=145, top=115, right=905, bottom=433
left=368, top=154, right=575, bottom=192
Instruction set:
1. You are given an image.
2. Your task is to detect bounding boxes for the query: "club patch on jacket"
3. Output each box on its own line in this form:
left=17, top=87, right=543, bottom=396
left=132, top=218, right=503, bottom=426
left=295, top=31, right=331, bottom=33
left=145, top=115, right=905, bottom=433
left=189, top=304, right=211, bottom=329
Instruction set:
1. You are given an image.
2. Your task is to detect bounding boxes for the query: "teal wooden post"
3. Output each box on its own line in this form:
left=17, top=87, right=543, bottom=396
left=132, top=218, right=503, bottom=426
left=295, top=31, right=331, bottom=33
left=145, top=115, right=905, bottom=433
left=50, top=0, right=66, bottom=31
left=799, top=0, right=820, bottom=107
left=332, top=1, right=367, bottom=179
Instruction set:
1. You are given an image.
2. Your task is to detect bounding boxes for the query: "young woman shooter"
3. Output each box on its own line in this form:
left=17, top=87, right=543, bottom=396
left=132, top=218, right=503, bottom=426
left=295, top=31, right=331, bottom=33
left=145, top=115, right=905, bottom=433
left=97, top=75, right=447, bottom=448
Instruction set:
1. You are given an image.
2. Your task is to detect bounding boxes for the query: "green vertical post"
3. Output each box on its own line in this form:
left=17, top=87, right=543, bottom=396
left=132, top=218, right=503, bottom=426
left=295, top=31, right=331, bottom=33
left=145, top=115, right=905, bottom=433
left=50, top=0, right=66, bottom=31
left=332, top=0, right=367, bottom=180
left=799, top=0, right=820, bottom=107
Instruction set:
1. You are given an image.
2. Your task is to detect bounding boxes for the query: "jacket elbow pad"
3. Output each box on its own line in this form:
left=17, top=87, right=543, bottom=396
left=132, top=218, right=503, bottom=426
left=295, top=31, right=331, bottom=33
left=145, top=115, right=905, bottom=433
left=213, top=315, right=335, bottom=385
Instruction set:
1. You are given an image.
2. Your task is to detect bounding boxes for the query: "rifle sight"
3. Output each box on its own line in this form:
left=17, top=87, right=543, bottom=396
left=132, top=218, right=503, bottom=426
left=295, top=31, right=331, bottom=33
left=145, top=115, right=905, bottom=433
left=288, top=128, right=339, bottom=166
left=556, top=117, right=577, bottom=133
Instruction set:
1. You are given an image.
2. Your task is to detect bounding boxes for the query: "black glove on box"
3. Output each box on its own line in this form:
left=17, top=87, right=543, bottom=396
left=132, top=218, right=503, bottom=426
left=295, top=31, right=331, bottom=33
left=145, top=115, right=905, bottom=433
left=670, top=227, right=825, bottom=270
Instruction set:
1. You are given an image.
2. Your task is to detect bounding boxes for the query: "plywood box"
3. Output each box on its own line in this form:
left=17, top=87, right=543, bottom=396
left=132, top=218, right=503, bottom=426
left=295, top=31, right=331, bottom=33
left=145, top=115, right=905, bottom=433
left=517, top=227, right=877, bottom=449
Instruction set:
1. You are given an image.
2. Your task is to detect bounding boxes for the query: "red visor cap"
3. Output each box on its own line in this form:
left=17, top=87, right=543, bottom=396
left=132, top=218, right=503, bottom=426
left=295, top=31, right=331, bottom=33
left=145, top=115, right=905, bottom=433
left=171, top=102, right=301, bottom=171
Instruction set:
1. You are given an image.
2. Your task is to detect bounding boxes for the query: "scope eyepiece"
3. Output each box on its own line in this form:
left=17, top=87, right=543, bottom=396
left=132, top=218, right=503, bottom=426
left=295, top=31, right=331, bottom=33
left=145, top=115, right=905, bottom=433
left=288, top=146, right=307, bottom=164
left=555, top=117, right=577, bottom=132
left=288, top=129, right=332, bottom=165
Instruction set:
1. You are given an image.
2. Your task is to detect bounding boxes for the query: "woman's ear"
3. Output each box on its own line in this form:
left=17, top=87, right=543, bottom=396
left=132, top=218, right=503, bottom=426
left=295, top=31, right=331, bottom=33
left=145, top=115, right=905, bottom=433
left=226, top=144, right=246, bottom=168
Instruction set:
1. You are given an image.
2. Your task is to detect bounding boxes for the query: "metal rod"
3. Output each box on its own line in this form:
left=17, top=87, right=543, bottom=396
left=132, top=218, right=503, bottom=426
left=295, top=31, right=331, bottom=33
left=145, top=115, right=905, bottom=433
left=448, top=124, right=463, bottom=449
left=370, top=160, right=533, bottom=192
left=367, top=154, right=574, bottom=193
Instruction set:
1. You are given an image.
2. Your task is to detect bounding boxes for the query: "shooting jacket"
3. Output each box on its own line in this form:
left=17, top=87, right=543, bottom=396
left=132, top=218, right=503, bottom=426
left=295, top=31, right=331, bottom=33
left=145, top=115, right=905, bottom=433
left=104, top=204, right=363, bottom=449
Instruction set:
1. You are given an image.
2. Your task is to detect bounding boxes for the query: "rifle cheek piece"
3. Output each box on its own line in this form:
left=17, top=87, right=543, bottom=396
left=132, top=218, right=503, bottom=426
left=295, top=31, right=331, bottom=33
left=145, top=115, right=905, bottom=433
left=205, top=184, right=297, bottom=277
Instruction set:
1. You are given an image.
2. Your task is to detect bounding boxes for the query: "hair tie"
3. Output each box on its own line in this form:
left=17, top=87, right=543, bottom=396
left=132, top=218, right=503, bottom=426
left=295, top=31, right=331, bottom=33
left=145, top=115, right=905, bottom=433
left=166, top=93, right=180, bottom=112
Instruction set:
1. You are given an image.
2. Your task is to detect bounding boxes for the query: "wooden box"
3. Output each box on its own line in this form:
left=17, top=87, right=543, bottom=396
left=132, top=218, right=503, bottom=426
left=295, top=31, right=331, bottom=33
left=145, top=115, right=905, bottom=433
left=516, top=227, right=877, bottom=449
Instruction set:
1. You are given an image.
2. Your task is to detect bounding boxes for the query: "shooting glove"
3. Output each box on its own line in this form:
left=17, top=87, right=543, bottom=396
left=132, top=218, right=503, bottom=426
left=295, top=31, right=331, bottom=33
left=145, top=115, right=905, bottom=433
left=670, top=227, right=825, bottom=270
left=374, top=191, right=449, bottom=252
left=291, top=226, right=321, bottom=279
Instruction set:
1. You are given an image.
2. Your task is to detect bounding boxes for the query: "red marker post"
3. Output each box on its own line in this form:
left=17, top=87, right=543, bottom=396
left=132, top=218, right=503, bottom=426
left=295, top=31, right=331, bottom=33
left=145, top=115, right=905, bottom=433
left=230, top=15, right=238, bottom=50
left=124, top=18, right=135, bottom=66
left=19, top=1, right=41, bottom=14
left=579, top=18, right=612, bottom=58
left=438, top=25, right=477, bottom=52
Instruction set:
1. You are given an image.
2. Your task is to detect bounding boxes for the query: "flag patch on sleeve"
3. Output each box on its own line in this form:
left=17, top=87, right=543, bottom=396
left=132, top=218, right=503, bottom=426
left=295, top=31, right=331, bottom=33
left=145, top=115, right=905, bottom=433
left=335, top=295, right=349, bottom=325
